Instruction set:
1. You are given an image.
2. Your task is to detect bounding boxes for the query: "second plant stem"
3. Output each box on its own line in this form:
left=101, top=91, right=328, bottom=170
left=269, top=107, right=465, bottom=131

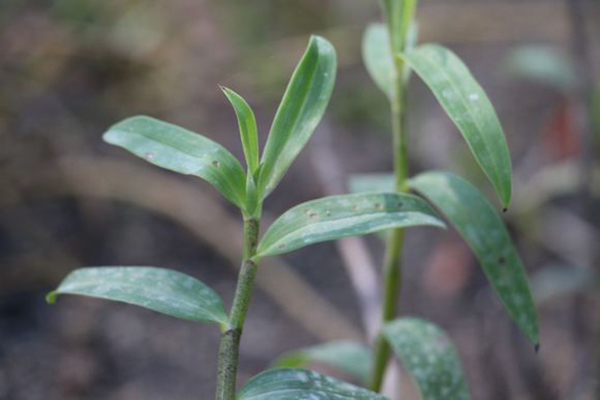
left=216, top=215, right=260, bottom=400
left=369, top=68, right=408, bottom=391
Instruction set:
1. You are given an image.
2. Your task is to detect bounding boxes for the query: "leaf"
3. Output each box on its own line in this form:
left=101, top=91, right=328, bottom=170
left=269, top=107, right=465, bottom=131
left=221, top=86, right=260, bottom=174
left=104, top=116, right=247, bottom=209
left=347, top=174, right=397, bottom=241
left=383, top=317, right=470, bottom=400
left=47, top=267, right=229, bottom=326
left=531, top=265, right=596, bottom=304
left=401, top=45, right=512, bottom=208
left=257, top=35, right=337, bottom=199
left=410, top=172, right=539, bottom=344
left=256, top=192, right=445, bottom=258
left=362, top=23, right=396, bottom=99
left=238, top=368, right=386, bottom=400
left=272, top=341, right=373, bottom=384
left=348, top=173, right=395, bottom=194
left=380, top=0, right=418, bottom=54
left=503, top=46, right=577, bottom=92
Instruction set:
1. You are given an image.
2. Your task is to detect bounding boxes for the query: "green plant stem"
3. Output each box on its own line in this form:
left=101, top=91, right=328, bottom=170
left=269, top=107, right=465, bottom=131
left=369, top=68, right=408, bottom=391
left=216, top=216, right=260, bottom=400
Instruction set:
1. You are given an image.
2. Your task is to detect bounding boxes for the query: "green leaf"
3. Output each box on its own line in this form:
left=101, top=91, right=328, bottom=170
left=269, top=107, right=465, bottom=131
left=380, top=0, right=418, bottom=54
left=348, top=173, right=395, bottom=194
left=238, top=368, right=386, bottom=400
left=256, top=192, right=445, bottom=258
left=47, top=267, right=229, bottom=326
left=257, top=35, right=337, bottom=198
left=401, top=45, right=512, bottom=208
left=103, top=116, right=247, bottom=209
left=362, top=23, right=396, bottom=99
left=410, top=172, right=539, bottom=344
left=272, top=341, right=373, bottom=384
left=221, top=86, right=260, bottom=174
left=383, top=317, right=470, bottom=400
left=531, top=265, right=596, bottom=304
left=503, top=46, right=577, bottom=92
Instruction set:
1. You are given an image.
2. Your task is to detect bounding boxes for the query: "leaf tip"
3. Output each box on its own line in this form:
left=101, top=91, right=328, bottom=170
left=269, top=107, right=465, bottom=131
left=309, top=34, right=335, bottom=57
left=46, top=291, right=58, bottom=304
left=218, top=84, right=230, bottom=94
left=501, top=190, right=512, bottom=212
left=219, top=85, right=236, bottom=102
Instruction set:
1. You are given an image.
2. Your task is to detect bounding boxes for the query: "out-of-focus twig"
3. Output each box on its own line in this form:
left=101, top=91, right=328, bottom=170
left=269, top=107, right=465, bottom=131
left=309, top=123, right=401, bottom=398
left=309, top=122, right=380, bottom=342
left=567, top=0, right=600, bottom=395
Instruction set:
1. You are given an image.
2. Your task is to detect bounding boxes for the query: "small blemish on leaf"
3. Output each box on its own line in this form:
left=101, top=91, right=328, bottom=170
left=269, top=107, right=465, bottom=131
left=309, top=212, right=318, bottom=219
left=146, top=152, right=156, bottom=159
left=352, top=204, right=359, bottom=211
left=325, top=210, right=331, bottom=216
left=374, top=203, right=382, bottom=210
left=277, top=244, right=286, bottom=250
left=397, top=202, right=404, bottom=208
left=498, top=257, right=506, bottom=265
left=212, top=160, right=220, bottom=168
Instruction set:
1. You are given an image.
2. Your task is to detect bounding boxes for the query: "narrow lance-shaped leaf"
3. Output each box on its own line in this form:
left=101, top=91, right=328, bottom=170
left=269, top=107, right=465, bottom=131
left=380, top=0, right=418, bottom=54
left=363, top=23, right=396, bottom=99
left=383, top=317, right=470, bottom=400
left=272, top=341, right=373, bottom=384
left=257, top=35, right=337, bottom=199
left=401, top=45, right=513, bottom=208
left=47, top=267, right=229, bottom=326
left=221, top=86, right=260, bottom=174
left=410, top=172, right=539, bottom=344
left=104, top=116, right=247, bottom=209
left=238, top=368, right=386, bottom=400
left=256, top=192, right=445, bottom=258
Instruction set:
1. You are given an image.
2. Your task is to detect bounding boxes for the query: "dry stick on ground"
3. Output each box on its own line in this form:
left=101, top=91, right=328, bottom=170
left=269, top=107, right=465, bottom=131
left=41, top=157, right=362, bottom=343
left=308, top=123, right=381, bottom=341
left=308, top=123, right=401, bottom=398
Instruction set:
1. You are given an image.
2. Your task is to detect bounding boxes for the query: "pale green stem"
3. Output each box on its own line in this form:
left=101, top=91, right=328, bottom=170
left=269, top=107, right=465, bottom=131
left=216, top=216, right=260, bottom=400
left=369, top=64, right=408, bottom=391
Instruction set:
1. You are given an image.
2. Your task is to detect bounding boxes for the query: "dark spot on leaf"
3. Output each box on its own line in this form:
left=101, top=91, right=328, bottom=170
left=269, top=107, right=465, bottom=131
left=309, top=212, right=318, bottom=219
left=277, top=244, right=286, bottom=250
left=397, top=202, right=403, bottom=208
left=374, top=203, right=382, bottom=210
left=498, top=257, right=506, bottom=265
left=352, top=204, right=359, bottom=211
left=212, top=160, right=220, bottom=168
left=502, top=207, right=508, bottom=213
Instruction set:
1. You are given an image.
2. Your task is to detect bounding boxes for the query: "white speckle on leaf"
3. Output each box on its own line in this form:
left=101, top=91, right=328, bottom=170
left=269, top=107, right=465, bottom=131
left=468, top=93, right=479, bottom=101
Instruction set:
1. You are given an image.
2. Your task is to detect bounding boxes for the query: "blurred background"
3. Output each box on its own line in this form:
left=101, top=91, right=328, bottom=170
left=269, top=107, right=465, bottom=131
left=1, top=0, right=599, bottom=399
